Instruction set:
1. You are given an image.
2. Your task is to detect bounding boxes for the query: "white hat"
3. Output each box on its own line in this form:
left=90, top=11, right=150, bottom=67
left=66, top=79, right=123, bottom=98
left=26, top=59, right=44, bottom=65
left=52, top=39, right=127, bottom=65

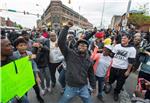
left=104, top=45, right=113, bottom=51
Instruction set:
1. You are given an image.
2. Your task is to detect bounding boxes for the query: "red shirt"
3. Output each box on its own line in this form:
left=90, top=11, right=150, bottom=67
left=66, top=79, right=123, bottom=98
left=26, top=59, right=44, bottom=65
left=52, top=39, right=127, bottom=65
left=42, top=32, right=48, bottom=38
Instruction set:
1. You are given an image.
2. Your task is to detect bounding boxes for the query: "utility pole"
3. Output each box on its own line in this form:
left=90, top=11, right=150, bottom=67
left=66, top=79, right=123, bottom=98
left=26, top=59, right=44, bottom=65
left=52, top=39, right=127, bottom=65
left=125, top=0, right=131, bottom=30
left=100, top=0, right=105, bottom=29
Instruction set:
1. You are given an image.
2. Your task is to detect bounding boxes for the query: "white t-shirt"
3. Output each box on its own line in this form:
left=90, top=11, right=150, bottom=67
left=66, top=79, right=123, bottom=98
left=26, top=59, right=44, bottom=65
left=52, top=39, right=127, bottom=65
left=49, top=41, right=64, bottom=63
left=112, top=44, right=136, bottom=69
left=96, top=54, right=112, bottom=77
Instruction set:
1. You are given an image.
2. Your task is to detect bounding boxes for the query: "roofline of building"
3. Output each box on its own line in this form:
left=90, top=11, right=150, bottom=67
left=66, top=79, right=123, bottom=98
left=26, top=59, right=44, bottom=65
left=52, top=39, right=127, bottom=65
left=62, top=4, right=87, bottom=20
left=41, top=0, right=93, bottom=25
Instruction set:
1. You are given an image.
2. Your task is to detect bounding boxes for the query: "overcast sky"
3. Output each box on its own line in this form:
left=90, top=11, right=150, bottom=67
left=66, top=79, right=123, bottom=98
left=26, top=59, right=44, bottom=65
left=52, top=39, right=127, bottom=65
left=0, top=0, right=149, bottom=28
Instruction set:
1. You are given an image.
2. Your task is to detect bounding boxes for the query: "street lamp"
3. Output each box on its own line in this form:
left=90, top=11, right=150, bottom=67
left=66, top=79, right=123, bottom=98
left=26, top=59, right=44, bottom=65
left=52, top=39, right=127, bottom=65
left=36, top=4, right=46, bottom=25
left=36, top=4, right=45, bottom=17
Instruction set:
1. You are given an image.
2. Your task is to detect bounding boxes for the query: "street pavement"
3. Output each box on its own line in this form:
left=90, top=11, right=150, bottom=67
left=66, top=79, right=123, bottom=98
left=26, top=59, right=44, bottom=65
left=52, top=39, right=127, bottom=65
left=28, top=72, right=138, bottom=103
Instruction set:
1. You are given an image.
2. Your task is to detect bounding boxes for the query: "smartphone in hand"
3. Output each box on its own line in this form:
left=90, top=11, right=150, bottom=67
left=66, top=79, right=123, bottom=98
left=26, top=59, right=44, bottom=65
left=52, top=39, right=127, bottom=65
left=138, top=78, right=146, bottom=90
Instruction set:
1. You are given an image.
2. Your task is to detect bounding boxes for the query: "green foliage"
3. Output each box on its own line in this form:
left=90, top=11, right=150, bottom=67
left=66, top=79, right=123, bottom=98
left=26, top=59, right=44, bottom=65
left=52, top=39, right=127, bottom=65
left=15, top=24, right=23, bottom=29
left=128, top=13, right=150, bottom=28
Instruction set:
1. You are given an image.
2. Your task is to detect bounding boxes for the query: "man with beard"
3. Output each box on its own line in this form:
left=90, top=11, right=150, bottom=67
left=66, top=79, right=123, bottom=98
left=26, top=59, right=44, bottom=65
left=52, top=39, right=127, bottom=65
left=58, top=21, right=96, bottom=103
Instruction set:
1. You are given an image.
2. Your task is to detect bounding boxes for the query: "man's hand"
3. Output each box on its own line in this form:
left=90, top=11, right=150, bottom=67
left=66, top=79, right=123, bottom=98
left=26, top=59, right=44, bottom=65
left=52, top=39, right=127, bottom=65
left=144, top=50, right=150, bottom=56
left=124, top=70, right=130, bottom=77
left=94, top=41, right=98, bottom=48
left=36, top=75, right=41, bottom=85
left=67, top=21, right=73, bottom=27
left=29, top=54, right=36, bottom=59
left=33, top=42, right=40, bottom=48
left=145, top=79, right=150, bottom=90
left=134, top=85, right=145, bottom=98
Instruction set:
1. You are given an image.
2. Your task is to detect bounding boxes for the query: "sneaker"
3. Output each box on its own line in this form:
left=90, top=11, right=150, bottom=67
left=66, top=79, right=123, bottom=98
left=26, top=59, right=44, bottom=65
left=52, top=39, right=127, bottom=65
left=47, top=87, right=51, bottom=92
left=41, top=89, right=47, bottom=96
left=97, top=95, right=105, bottom=103
left=114, top=93, right=119, bottom=101
left=104, top=83, right=112, bottom=94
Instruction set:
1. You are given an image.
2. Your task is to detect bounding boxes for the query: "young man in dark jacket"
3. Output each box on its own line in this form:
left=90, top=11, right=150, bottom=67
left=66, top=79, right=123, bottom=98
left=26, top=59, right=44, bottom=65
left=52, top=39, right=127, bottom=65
left=58, top=22, right=96, bottom=103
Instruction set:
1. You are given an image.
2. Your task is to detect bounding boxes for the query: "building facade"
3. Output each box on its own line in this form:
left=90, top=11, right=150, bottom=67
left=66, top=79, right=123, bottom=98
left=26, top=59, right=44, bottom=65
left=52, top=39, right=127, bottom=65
left=110, top=15, right=122, bottom=29
left=0, top=17, right=6, bottom=26
left=37, top=0, right=93, bottom=30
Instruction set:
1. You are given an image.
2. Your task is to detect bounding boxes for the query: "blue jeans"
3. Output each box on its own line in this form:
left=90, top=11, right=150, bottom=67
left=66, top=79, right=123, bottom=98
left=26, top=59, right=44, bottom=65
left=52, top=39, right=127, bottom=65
left=96, top=76, right=105, bottom=96
left=39, top=66, right=51, bottom=89
left=11, top=95, right=29, bottom=103
left=59, top=69, right=66, bottom=88
left=59, top=85, right=92, bottom=103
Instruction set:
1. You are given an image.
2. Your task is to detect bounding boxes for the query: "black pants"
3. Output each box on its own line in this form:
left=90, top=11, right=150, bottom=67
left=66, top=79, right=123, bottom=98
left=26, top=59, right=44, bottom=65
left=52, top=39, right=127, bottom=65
left=33, top=82, right=41, bottom=98
left=138, top=71, right=150, bottom=99
left=109, top=67, right=128, bottom=94
left=49, top=62, right=61, bottom=84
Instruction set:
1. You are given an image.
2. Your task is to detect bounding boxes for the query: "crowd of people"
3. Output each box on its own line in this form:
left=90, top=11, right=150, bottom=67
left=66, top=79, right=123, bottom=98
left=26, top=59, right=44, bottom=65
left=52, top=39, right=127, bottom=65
left=0, top=21, right=150, bottom=103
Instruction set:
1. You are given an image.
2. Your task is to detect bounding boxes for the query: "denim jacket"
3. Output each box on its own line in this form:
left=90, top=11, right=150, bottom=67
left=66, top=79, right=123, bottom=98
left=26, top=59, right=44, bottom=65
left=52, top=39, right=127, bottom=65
left=13, top=50, right=39, bottom=72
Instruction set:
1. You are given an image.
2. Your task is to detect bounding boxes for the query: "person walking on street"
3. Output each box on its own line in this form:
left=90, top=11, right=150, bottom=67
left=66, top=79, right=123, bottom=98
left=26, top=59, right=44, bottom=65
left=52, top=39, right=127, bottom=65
left=91, top=44, right=112, bottom=102
left=108, top=31, right=136, bottom=101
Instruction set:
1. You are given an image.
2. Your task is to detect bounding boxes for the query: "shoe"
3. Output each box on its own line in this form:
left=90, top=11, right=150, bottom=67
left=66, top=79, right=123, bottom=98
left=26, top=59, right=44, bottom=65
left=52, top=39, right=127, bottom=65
left=114, top=93, right=119, bottom=101
left=41, top=89, right=45, bottom=96
left=37, top=96, right=44, bottom=103
left=104, top=83, right=112, bottom=94
left=51, top=83, right=56, bottom=88
left=97, top=95, right=105, bottom=103
left=47, top=87, right=51, bottom=92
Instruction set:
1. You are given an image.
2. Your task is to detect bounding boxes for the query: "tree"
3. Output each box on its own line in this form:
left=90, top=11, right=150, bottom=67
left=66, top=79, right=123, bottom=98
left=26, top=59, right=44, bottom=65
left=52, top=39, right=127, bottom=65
left=128, top=13, right=150, bottom=28
left=15, top=24, right=23, bottom=29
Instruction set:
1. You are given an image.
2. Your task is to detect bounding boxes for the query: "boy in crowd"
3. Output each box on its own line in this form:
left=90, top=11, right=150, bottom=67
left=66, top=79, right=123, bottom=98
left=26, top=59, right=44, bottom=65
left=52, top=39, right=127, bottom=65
left=13, top=38, right=44, bottom=103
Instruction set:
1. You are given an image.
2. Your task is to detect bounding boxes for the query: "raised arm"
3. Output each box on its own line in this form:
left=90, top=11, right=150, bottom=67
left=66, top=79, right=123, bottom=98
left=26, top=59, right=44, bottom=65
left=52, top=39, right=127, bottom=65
left=58, top=22, right=73, bottom=57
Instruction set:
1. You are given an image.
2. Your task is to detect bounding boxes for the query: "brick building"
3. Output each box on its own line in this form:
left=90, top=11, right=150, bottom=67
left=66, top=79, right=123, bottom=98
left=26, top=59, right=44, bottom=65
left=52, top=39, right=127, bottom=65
left=6, top=18, right=15, bottom=27
left=37, top=0, right=93, bottom=30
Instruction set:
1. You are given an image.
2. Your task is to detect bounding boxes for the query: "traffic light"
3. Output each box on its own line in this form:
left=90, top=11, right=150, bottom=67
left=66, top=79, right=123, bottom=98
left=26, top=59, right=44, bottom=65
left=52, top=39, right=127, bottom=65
left=23, top=11, right=26, bottom=15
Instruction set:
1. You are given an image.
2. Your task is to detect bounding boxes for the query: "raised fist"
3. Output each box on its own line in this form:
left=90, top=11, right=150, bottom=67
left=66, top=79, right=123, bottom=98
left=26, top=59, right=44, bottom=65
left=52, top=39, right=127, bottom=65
left=67, top=21, right=73, bottom=27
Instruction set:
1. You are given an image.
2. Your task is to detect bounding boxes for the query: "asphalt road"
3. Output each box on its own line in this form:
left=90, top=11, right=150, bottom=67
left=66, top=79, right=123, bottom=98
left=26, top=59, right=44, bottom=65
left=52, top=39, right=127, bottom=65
left=28, top=72, right=138, bottom=103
